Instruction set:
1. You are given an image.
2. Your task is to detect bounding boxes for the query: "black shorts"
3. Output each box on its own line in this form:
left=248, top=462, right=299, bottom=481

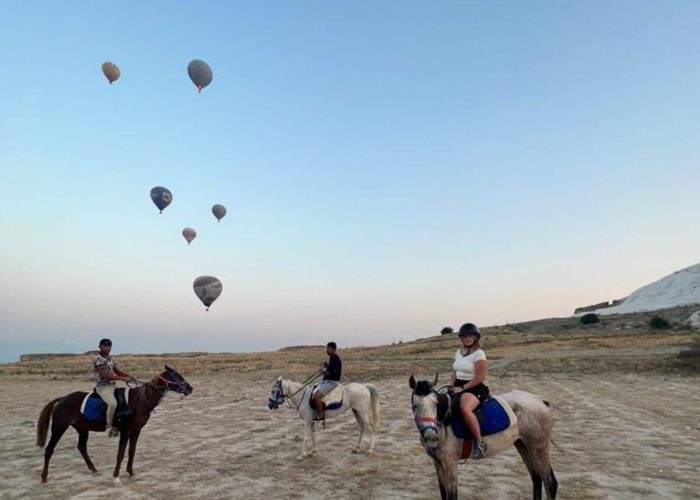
left=454, top=379, right=490, bottom=402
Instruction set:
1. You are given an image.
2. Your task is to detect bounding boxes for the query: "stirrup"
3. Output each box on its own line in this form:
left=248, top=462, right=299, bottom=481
left=108, top=427, right=120, bottom=438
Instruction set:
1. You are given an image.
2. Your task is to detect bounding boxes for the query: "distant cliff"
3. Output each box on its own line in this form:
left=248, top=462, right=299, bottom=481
left=574, top=299, right=625, bottom=314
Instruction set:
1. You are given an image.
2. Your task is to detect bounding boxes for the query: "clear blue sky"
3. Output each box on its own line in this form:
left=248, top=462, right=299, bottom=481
left=1, top=1, right=698, bottom=362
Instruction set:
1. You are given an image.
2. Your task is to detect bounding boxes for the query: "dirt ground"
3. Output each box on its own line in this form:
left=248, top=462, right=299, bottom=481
left=1, top=309, right=699, bottom=499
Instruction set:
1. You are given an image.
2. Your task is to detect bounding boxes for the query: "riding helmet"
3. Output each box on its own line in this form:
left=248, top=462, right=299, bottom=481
left=99, top=338, right=113, bottom=346
left=457, top=323, right=481, bottom=339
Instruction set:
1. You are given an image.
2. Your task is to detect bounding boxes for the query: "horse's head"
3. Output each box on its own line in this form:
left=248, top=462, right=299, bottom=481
left=158, top=365, right=193, bottom=396
left=267, top=376, right=285, bottom=410
left=409, top=374, right=449, bottom=450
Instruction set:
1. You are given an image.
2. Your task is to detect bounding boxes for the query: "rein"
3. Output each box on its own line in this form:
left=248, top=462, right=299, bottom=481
left=286, top=369, right=323, bottom=399
left=270, top=369, right=323, bottom=410
left=129, top=373, right=188, bottom=412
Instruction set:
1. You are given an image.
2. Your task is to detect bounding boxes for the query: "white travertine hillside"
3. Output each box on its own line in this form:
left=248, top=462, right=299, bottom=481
left=596, top=263, right=700, bottom=315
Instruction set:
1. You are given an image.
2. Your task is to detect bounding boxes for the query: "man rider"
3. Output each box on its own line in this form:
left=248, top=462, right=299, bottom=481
left=313, top=342, right=342, bottom=423
left=93, top=338, right=133, bottom=437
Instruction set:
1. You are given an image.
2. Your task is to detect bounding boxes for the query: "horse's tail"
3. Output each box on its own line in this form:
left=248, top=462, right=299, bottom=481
left=366, top=384, right=380, bottom=429
left=37, top=397, right=62, bottom=448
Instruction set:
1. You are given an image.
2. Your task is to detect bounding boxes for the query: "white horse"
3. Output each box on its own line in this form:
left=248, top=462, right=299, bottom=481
left=410, top=375, right=558, bottom=500
left=267, top=376, right=380, bottom=458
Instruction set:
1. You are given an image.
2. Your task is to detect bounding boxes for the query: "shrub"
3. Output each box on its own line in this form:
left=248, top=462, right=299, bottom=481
left=649, top=316, right=670, bottom=329
left=440, top=326, right=454, bottom=335
left=580, top=313, right=600, bottom=325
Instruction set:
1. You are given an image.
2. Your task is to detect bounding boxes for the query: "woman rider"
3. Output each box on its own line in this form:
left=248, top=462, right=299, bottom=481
left=449, top=322, right=489, bottom=459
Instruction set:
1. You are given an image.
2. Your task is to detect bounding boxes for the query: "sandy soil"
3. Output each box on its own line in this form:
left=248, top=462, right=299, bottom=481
left=1, top=369, right=698, bottom=500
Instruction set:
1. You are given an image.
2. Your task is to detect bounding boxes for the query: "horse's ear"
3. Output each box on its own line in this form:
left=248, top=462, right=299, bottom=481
left=433, top=373, right=438, bottom=387
left=409, top=375, right=416, bottom=389
left=164, top=365, right=172, bottom=372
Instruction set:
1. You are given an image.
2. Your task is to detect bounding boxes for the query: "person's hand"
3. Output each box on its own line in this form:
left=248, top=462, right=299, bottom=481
left=449, top=386, right=462, bottom=394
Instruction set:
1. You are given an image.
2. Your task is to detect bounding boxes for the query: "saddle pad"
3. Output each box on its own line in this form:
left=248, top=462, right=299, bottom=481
left=81, top=393, right=107, bottom=421
left=80, top=388, right=130, bottom=422
left=309, top=384, right=344, bottom=411
left=481, top=395, right=516, bottom=435
left=450, top=395, right=517, bottom=439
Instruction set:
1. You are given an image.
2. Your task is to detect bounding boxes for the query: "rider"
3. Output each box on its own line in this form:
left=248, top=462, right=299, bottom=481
left=449, top=323, right=490, bottom=459
left=93, top=338, right=133, bottom=437
left=313, top=342, right=342, bottom=423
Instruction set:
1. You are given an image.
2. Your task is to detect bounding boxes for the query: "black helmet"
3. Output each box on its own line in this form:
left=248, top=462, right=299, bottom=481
left=457, top=323, right=480, bottom=339
left=99, top=338, right=113, bottom=346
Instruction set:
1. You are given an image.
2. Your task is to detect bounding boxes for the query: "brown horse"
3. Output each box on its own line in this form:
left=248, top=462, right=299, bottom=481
left=410, top=375, right=558, bottom=500
left=36, top=365, right=193, bottom=484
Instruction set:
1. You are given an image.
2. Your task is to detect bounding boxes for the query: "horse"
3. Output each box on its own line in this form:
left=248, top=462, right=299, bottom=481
left=409, top=375, right=558, bottom=500
left=267, top=376, right=380, bottom=458
left=36, top=365, right=193, bottom=484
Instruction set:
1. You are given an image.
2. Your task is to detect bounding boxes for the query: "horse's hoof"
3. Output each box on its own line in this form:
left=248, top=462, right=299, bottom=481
left=351, top=448, right=359, bottom=454
left=113, top=477, right=122, bottom=486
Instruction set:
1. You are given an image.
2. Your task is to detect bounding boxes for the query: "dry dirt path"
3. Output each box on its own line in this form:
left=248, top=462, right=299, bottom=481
left=1, top=373, right=698, bottom=499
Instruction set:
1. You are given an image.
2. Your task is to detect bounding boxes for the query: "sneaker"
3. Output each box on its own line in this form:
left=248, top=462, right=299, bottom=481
left=108, top=427, right=120, bottom=438
left=473, top=441, right=487, bottom=459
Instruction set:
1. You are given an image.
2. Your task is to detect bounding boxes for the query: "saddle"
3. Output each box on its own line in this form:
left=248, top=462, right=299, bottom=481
left=308, top=384, right=344, bottom=412
left=448, top=394, right=517, bottom=440
left=80, top=387, right=134, bottom=424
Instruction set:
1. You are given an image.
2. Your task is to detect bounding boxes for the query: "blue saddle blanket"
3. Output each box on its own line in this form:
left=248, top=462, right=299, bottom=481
left=80, top=388, right=131, bottom=422
left=451, top=396, right=514, bottom=439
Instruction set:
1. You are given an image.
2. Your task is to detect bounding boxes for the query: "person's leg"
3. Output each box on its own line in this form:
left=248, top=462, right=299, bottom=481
left=96, top=386, right=118, bottom=434
left=313, top=391, right=325, bottom=419
left=314, top=381, right=336, bottom=420
left=460, top=393, right=487, bottom=458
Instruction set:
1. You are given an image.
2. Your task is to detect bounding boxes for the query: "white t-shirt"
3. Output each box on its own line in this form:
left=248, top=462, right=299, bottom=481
left=453, top=348, right=486, bottom=380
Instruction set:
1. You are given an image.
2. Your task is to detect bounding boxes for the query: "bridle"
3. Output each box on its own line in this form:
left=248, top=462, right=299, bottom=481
left=267, top=370, right=322, bottom=411
left=131, top=370, right=191, bottom=411
left=411, top=386, right=452, bottom=455
left=153, top=372, right=190, bottom=395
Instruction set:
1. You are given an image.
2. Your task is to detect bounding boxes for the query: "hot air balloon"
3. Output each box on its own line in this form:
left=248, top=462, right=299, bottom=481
left=182, top=227, right=197, bottom=245
left=102, top=62, right=120, bottom=84
left=212, top=204, right=226, bottom=222
left=193, top=276, right=223, bottom=311
left=187, top=60, right=213, bottom=93
left=150, top=186, right=173, bottom=213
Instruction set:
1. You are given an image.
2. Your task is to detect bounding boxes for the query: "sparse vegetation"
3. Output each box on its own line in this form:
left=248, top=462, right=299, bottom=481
left=649, top=316, right=670, bottom=329
left=580, top=313, right=600, bottom=325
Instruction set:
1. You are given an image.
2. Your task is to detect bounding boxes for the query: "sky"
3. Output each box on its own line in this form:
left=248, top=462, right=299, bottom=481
left=1, top=1, right=699, bottom=362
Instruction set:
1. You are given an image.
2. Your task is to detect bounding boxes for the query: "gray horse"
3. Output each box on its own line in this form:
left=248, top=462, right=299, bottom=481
left=409, top=375, right=558, bottom=500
